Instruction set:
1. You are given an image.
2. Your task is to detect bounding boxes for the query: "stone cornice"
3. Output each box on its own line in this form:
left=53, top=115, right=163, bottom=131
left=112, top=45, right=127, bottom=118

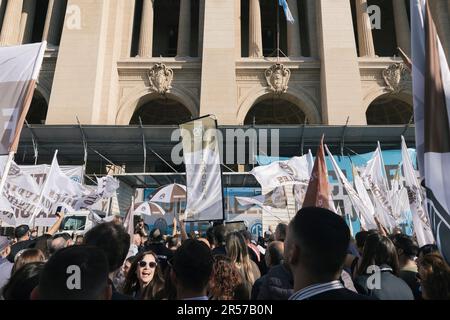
left=236, top=57, right=320, bottom=69
left=117, top=57, right=202, bottom=71
left=358, top=57, right=405, bottom=69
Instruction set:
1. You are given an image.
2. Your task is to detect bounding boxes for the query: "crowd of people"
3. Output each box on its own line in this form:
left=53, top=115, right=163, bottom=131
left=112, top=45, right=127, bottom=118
left=0, top=207, right=449, bottom=300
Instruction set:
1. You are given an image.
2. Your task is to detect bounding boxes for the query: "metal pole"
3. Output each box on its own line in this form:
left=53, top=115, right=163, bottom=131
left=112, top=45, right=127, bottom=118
left=149, top=147, right=179, bottom=173
left=277, top=0, right=280, bottom=61
left=139, top=117, right=147, bottom=174
left=25, top=120, right=39, bottom=165
left=76, top=116, right=88, bottom=174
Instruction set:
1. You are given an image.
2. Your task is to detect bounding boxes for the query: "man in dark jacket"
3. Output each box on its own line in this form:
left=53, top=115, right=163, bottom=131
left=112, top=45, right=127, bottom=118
left=252, top=241, right=294, bottom=300
left=353, top=264, right=414, bottom=300
left=256, top=262, right=294, bottom=300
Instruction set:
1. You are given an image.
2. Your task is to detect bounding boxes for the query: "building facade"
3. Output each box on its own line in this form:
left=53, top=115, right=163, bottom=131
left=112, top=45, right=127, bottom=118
left=0, top=0, right=449, bottom=128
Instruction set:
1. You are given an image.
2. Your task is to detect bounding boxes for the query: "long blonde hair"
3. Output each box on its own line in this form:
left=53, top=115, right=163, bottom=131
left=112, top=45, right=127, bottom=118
left=226, top=232, right=255, bottom=285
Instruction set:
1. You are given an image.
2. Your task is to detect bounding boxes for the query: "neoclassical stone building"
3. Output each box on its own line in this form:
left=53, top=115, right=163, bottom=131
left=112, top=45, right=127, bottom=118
left=0, top=0, right=449, bottom=127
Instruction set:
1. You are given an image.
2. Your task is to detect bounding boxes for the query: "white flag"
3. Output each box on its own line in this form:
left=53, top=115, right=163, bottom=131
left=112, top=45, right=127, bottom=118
left=326, top=146, right=377, bottom=230
left=401, top=136, right=434, bottom=246
left=0, top=160, right=43, bottom=226
left=361, top=146, right=397, bottom=230
left=0, top=42, right=46, bottom=154
left=353, top=166, right=379, bottom=232
left=250, top=154, right=311, bottom=194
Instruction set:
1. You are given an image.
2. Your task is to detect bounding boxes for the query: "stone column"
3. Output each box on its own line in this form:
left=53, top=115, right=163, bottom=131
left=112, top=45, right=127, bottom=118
left=0, top=0, right=23, bottom=46
left=249, top=0, right=263, bottom=57
left=287, top=0, right=301, bottom=57
left=19, top=0, right=36, bottom=44
left=0, top=0, right=7, bottom=34
left=138, top=0, right=154, bottom=58
left=235, top=0, right=241, bottom=58
left=42, top=0, right=66, bottom=45
left=355, top=0, right=375, bottom=57
left=306, top=0, right=318, bottom=57
left=317, top=0, right=366, bottom=125
left=392, top=0, right=411, bottom=56
left=200, top=0, right=238, bottom=125
left=198, top=0, right=205, bottom=57
left=177, top=0, right=191, bottom=57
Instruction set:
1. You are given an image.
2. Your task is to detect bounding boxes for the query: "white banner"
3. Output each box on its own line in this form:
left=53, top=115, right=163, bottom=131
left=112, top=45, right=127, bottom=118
left=180, top=116, right=224, bottom=221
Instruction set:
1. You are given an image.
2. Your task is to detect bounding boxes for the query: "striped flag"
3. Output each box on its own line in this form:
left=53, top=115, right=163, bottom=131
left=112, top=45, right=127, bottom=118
left=0, top=42, right=46, bottom=155
left=279, top=0, right=295, bottom=24
left=411, top=0, right=450, bottom=262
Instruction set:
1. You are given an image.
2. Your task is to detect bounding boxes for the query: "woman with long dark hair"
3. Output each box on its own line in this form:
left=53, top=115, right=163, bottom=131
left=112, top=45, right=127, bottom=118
left=122, top=251, right=164, bottom=300
left=354, top=233, right=413, bottom=300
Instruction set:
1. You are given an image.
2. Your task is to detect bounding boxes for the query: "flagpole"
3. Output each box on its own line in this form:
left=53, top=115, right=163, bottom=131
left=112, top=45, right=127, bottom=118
left=0, top=151, right=15, bottom=199
left=30, top=150, right=58, bottom=227
left=277, top=0, right=280, bottom=62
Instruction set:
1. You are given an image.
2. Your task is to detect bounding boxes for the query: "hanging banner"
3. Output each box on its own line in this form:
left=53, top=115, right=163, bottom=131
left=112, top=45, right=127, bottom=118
left=180, top=116, right=224, bottom=222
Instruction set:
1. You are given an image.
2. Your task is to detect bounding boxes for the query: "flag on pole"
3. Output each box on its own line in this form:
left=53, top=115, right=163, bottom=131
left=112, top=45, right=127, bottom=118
left=0, top=42, right=46, bottom=154
left=303, top=136, right=332, bottom=210
left=401, top=136, right=434, bottom=247
left=411, top=0, right=450, bottom=262
left=353, top=166, right=377, bottom=231
left=250, top=154, right=311, bottom=193
left=325, top=145, right=377, bottom=230
left=361, top=145, right=397, bottom=230
left=279, top=0, right=295, bottom=24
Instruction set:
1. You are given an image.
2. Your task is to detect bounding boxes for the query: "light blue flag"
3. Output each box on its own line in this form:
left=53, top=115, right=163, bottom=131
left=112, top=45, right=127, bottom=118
left=279, top=0, right=295, bottom=24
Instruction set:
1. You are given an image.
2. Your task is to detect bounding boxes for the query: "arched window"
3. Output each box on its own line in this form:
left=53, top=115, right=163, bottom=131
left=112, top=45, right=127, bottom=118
left=244, top=97, right=308, bottom=125
left=130, top=98, right=192, bottom=125
left=366, top=95, right=413, bottom=125
left=26, top=91, right=48, bottom=125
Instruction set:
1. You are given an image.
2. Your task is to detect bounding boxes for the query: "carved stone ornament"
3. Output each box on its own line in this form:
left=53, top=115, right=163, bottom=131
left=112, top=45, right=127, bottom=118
left=148, top=63, right=173, bottom=95
left=265, top=64, right=291, bottom=95
left=382, top=63, right=409, bottom=94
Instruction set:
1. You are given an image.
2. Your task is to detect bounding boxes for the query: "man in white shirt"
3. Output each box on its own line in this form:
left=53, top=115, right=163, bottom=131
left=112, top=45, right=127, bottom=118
left=285, top=207, right=370, bottom=300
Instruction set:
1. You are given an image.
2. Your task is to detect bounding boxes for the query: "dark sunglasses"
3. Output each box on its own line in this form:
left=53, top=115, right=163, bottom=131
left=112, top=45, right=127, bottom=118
left=138, top=260, right=157, bottom=269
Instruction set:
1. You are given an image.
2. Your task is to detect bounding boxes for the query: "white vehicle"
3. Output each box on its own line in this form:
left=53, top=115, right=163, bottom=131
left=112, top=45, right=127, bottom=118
left=58, top=210, right=95, bottom=237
